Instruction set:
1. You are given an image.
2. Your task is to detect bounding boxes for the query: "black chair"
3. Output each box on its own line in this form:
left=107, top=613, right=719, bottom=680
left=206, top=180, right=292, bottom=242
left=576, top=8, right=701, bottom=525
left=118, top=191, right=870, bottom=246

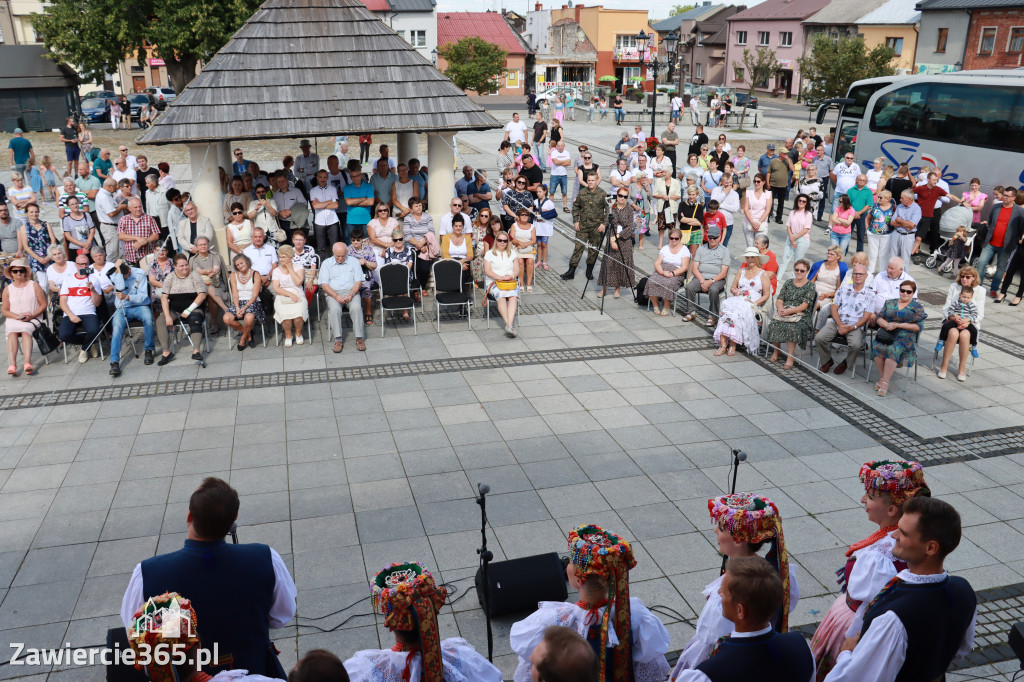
left=432, top=259, right=472, bottom=331
left=378, top=262, right=417, bottom=337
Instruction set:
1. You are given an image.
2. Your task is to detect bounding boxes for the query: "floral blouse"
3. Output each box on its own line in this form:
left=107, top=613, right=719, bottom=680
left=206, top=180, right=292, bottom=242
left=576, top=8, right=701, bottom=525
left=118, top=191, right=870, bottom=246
left=869, top=203, right=894, bottom=235
left=147, top=257, right=173, bottom=302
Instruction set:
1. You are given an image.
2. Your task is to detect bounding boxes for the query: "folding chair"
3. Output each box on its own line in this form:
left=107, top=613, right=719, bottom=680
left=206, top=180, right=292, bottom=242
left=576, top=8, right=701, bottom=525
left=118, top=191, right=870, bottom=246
left=173, top=314, right=210, bottom=368
left=432, top=259, right=472, bottom=331
left=225, top=275, right=269, bottom=348
left=379, top=262, right=417, bottom=337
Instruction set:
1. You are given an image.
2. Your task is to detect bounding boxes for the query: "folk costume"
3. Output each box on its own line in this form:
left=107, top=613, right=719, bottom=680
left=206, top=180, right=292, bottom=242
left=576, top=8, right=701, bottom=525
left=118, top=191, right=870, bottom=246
left=671, top=493, right=799, bottom=679
left=510, top=525, right=670, bottom=682
left=673, top=624, right=815, bottom=682
left=344, top=563, right=501, bottom=682
left=126, top=592, right=281, bottom=682
left=811, top=460, right=929, bottom=680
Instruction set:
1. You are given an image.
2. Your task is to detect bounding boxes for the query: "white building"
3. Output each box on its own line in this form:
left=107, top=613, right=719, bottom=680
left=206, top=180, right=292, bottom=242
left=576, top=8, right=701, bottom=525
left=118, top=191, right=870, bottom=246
left=360, top=0, right=438, bottom=64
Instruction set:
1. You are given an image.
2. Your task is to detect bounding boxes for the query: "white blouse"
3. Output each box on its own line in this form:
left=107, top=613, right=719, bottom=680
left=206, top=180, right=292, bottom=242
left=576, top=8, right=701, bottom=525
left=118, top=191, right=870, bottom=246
left=659, top=244, right=688, bottom=270
left=344, top=638, right=501, bottom=682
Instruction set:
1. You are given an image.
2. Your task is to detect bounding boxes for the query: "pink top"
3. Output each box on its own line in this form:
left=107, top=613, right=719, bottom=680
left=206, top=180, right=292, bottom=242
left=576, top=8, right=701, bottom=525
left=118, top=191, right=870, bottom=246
left=5, top=281, right=41, bottom=334
left=831, top=206, right=856, bottom=235
left=964, top=191, right=988, bottom=223
left=787, top=209, right=814, bottom=242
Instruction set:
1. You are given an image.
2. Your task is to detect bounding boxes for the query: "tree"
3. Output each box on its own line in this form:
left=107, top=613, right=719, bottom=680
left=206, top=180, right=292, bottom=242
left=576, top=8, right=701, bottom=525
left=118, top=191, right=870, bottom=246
left=437, top=37, right=508, bottom=96
left=798, top=35, right=896, bottom=104
left=668, top=4, right=697, bottom=16
left=732, top=47, right=782, bottom=128
left=29, top=0, right=261, bottom=92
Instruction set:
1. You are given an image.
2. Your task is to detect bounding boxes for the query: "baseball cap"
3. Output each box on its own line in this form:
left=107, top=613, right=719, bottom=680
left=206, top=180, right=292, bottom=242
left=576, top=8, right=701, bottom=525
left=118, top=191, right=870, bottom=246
left=766, top=143, right=776, bottom=150
left=299, top=139, right=311, bottom=147
left=706, top=225, right=722, bottom=239
left=13, top=128, right=23, bottom=133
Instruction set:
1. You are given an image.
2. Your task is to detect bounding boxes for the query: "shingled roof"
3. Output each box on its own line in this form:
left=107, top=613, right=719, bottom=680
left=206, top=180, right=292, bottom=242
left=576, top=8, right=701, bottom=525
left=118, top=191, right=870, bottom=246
left=137, top=0, right=500, bottom=145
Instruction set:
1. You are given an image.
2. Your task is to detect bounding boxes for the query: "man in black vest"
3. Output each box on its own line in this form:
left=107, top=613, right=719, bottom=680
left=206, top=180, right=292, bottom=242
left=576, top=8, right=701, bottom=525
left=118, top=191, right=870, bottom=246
left=119, top=477, right=297, bottom=678
left=824, top=496, right=976, bottom=682
left=675, top=556, right=814, bottom=682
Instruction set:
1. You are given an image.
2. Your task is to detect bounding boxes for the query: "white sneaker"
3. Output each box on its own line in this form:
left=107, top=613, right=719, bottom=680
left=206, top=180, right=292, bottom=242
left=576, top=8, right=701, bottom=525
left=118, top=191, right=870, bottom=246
left=88, top=343, right=100, bottom=358
left=284, top=337, right=293, bottom=348
left=295, top=335, right=304, bottom=345
left=78, top=349, right=88, bottom=364
left=936, top=370, right=947, bottom=379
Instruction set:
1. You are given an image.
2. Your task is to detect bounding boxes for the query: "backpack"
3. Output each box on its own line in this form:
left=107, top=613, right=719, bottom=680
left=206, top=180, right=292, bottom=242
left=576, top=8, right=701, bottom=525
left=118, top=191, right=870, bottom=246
left=634, top=276, right=649, bottom=307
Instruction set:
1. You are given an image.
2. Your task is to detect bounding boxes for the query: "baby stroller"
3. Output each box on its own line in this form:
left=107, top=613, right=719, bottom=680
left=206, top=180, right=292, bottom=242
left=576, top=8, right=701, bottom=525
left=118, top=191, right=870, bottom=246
left=926, top=205, right=978, bottom=274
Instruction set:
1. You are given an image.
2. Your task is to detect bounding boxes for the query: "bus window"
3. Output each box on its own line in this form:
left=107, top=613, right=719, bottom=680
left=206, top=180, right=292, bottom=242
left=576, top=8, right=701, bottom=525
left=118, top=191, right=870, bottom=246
left=836, top=120, right=858, bottom=161
left=843, top=82, right=892, bottom=119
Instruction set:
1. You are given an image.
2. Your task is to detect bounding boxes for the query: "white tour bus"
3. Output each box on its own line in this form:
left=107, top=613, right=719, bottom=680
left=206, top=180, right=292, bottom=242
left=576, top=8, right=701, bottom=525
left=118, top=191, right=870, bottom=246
left=814, top=69, right=1024, bottom=196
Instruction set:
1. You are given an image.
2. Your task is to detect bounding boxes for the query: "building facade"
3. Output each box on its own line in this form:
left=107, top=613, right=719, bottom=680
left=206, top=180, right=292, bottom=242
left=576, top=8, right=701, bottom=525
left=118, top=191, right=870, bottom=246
left=725, top=0, right=830, bottom=97
left=687, top=6, right=746, bottom=86
left=550, top=4, right=657, bottom=93
left=914, top=0, right=972, bottom=72
left=852, top=0, right=921, bottom=74
left=963, top=6, right=1024, bottom=69
left=360, top=0, right=438, bottom=63
left=437, top=11, right=533, bottom=95
left=914, top=0, right=1024, bottom=72
left=523, top=8, right=598, bottom=93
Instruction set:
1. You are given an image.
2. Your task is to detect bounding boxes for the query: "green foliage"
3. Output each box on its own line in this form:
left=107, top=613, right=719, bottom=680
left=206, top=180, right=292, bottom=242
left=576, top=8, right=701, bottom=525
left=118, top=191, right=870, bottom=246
left=798, top=35, right=897, bottom=104
left=29, top=0, right=261, bottom=91
left=732, top=47, right=781, bottom=127
left=437, top=37, right=508, bottom=96
left=668, top=4, right=697, bottom=16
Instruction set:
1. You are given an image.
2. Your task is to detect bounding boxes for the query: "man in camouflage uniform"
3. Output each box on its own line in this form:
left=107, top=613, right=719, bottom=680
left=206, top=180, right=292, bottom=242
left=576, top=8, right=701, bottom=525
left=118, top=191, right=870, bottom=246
left=562, top=173, right=608, bottom=280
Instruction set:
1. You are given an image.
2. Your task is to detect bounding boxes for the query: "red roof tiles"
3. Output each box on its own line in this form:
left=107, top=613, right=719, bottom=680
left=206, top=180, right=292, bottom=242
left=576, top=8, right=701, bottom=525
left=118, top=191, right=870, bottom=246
left=437, top=11, right=530, bottom=54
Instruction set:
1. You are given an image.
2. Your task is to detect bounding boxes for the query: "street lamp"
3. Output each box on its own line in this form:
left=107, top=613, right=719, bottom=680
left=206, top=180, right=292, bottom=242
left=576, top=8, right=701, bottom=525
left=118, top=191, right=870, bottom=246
left=635, top=29, right=678, bottom=138
left=431, top=48, right=438, bottom=67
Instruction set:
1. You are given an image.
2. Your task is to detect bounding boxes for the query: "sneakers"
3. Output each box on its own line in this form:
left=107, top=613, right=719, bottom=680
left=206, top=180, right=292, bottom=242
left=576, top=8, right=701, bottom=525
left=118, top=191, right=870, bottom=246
left=88, top=343, right=99, bottom=358
left=934, top=341, right=943, bottom=352
left=109, top=362, right=121, bottom=377
left=296, top=335, right=304, bottom=345
left=78, top=349, right=88, bottom=364
left=284, top=337, right=293, bottom=348
left=970, top=345, right=979, bottom=358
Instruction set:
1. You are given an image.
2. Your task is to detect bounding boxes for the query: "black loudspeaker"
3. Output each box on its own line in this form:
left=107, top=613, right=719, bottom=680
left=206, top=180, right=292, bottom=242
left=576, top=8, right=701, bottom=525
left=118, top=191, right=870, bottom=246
left=105, top=627, right=148, bottom=682
left=475, top=552, right=568, bottom=617
left=1009, top=621, right=1024, bottom=667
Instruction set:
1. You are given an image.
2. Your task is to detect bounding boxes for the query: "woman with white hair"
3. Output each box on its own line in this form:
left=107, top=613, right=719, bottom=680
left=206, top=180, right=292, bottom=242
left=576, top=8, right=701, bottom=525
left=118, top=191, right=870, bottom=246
left=7, top=172, right=37, bottom=222
left=178, top=202, right=217, bottom=255
left=272, top=244, right=308, bottom=347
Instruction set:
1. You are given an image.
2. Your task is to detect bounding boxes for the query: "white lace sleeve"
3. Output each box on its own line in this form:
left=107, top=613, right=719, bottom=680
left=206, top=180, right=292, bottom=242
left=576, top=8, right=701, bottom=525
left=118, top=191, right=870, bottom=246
left=847, top=539, right=898, bottom=604
left=629, top=598, right=671, bottom=663
left=441, top=638, right=502, bottom=682
left=344, top=649, right=409, bottom=682
left=671, top=577, right=731, bottom=678
left=789, top=563, right=800, bottom=613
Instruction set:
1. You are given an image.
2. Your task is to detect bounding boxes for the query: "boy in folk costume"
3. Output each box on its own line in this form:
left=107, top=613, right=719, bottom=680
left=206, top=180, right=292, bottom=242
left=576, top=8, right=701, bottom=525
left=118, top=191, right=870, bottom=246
left=510, top=525, right=670, bottom=682
left=671, top=493, right=799, bottom=679
left=344, top=563, right=500, bottom=682
left=810, top=460, right=930, bottom=679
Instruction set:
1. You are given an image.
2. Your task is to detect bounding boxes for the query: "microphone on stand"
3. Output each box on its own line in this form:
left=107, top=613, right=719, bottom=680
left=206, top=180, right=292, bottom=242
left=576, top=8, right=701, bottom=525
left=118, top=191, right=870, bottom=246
left=476, top=482, right=494, bottom=661
left=721, top=450, right=748, bottom=573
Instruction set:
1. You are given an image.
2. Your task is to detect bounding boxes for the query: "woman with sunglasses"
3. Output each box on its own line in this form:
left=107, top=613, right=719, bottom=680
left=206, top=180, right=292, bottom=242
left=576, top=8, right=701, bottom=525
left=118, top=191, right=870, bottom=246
left=44, top=245, right=71, bottom=321
left=2, top=258, right=47, bottom=376
left=224, top=253, right=264, bottom=349
left=403, top=196, right=437, bottom=290
left=765, top=259, right=817, bottom=369
left=61, top=195, right=95, bottom=257
left=471, top=208, right=494, bottom=285
left=501, top=175, right=534, bottom=228
left=777, top=193, right=813, bottom=279
left=598, top=189, right=637, bottom=300
left=681, top=153, right=703, bottom=182
left=713, top=246, right=772, bottom=356
left=646, top=228, right=689, bottom=316
left=147, top=240, right=175, bottom=302
left=510, top=209, right=537, bottom=291
left=573, top=149, right=600, bottom=201
left=483, top=231, right=521, bottom=337
left=368, top=201, right=399, bottom=268
left=652, top=168, right=682, bottom=250
left=225, top=201, right=254, bottom=256
left=937, top=265, right=986, bottom=377
left=741, top=172, right=772, bottom=248
left=383, top=228, right=417, bottom=322
left=16, top=203, right=55, bottom=291
left=871, top=280, right=925, bottom=396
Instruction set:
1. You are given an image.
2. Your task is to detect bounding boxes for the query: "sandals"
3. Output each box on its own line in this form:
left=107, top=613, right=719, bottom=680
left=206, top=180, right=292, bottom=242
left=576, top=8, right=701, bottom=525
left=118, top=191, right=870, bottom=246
left=652, top=305, right=662, bottom=315
left=659, top=309, right=670, bottom=316
left=767, top=355, right=779, bottom=364
left=365, top=315, right=374, bottom=326
left=714, top=347, right=728, bottom=356
left=7, top=365, right=16, bottom=377
left=727, top=347, right=736, bottom=356
left=681, top=313, right=696, bottom=322
left=23, top=364, right=33, bottom=376
left=876, top=380, right=889, bottom=397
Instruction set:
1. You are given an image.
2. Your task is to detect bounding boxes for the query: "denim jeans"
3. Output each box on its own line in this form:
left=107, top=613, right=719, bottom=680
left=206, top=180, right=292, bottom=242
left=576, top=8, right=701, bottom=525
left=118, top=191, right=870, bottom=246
left=110, top=304, right=155, bottom=360
left=830, top=231, right=852, bottom=255
left=816, top=179, right=830, bottom=220
left=976, top=243, right=1011, bottom=292
left=58, top=313, right=100, bottom=347
left=549, top=174, right=568, bottom=199
left=615, top=108, right=625, bottom=123
left=777, top=237, right=810, bottom=279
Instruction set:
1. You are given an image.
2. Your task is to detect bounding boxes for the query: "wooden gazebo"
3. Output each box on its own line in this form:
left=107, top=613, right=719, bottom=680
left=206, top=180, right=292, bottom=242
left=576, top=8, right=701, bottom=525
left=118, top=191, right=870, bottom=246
left=137, top=0, right=501, bottom=249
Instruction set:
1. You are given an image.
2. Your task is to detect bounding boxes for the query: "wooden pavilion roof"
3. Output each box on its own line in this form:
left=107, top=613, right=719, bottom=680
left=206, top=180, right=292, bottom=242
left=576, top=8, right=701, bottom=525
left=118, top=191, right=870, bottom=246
left=137, top=0, right=501, bottom=145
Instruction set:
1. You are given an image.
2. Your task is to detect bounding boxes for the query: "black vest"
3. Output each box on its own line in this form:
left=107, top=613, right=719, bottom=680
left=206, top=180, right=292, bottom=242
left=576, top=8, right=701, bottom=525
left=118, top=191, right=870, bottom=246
left=860, top=575, right=975, bottom=682
left=141, top=539, right=284, bottom=678
left=696, top=631, right=813, bottom=682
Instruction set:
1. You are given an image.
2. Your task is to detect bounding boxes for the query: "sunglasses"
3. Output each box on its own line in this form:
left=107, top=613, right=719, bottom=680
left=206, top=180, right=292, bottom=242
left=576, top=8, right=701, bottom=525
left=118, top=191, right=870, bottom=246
left=617, top=194, right=629, bottom=198
left=235, top=152, right=243, bottom=156
left=900, top=289, right=914, bottom=294
left=9, top=268, right=27, bottom=274
left=377, top=208, right=389, bottom=213
left=583, top=156, right=592, bottom=160
left=794, top=268, right=808, bottom=273
left=392, top=238, right=404, bottom=242
left=232, top=211, right=243, bottom=215
left=515, top=181, right=526, bottom=186
left=798, top=199, right=807, bottom=203
left=669, top=237, right=681, bottom=241
left=119, top=149, right=127, bottom=152
left=452, top=204, right=462, bottom=207
left=496, top=239, right=509, bottom=243
left=754, top=179, right=763, bottom=183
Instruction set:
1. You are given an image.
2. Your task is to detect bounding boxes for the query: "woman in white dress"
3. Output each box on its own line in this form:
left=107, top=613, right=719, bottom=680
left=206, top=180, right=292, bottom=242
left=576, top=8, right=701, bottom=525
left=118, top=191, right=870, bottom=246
left=713, top=246, right=771, bottom=356
left=511, top=525, right=670, bottom=682
left=709, top=174, right=741, bottom=246
left=484, top=231, right=521, bottom=337
left=670, top=493, right=799, bottom=680
left=345, top=562, right=501, bottom=682
left=741, top=172, right=772, bottom=247
left=810, top=461, right=929, bottom=680
left=271, top=245, right=308, bottom=347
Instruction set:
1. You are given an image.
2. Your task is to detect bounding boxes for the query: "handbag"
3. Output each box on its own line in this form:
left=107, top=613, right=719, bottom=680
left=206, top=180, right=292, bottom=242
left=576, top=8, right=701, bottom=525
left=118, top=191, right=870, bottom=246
left=738, top=176, right=751, bottom=190
left=875, top=327, right=897, bottom=345
left=772, top=308, right=803, bottom=323
left=31, top=318, right=59, bottom=356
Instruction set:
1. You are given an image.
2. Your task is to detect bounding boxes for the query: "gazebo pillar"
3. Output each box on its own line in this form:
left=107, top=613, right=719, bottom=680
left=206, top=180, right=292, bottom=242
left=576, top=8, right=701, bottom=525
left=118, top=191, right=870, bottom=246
left=216, top=142, right=232, bottom=177
left=397, top=132, right=418, bottom=165
left=427, top=133, right=454, bottom=223
left=189, top=143, right=228, bottom=257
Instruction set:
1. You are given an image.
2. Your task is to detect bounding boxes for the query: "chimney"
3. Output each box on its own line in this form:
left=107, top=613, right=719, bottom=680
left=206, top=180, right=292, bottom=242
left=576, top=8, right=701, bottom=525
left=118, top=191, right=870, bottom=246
left=575, top=3, right=581, bottom=21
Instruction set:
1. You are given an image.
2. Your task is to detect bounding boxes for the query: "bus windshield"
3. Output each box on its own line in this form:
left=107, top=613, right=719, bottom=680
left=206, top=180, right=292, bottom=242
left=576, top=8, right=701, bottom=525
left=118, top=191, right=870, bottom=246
left=843, top=82, right=892, bottom=119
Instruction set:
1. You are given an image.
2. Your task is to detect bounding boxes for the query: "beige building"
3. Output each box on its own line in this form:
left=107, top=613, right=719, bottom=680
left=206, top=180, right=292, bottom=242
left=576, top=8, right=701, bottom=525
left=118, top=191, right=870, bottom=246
left=856, top=0, right=921, bottom=73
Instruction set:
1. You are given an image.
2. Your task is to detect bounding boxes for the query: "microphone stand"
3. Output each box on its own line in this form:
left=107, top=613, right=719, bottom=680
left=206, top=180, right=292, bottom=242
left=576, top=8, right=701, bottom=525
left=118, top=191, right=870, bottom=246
left=580, top=197, right=616, bottom=316
left=720, top=449, right=747, bottom=574
left=476, top=483, right=494, bottom=662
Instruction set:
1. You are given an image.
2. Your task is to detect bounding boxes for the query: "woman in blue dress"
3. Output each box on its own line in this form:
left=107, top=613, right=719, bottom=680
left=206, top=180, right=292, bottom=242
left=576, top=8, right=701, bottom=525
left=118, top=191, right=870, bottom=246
left=872, top=279, right=926, bottom=396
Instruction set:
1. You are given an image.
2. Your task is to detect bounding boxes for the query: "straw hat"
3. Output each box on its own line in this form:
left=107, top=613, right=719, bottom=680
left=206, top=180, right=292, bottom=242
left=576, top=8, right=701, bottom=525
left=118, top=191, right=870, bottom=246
left=742, top=246, right=769, bottom=264
left=3, top=257, right=30, bottom=280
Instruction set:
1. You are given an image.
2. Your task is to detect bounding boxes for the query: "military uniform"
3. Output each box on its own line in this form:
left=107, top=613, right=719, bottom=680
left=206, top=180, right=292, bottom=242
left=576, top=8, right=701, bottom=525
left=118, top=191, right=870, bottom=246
left=570, top=185, right=608, bottom=272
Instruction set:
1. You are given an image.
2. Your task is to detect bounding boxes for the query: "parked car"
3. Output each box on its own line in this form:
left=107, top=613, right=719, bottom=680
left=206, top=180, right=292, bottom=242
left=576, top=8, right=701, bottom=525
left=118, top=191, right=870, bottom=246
left=81, top=90, right=116, bottom=101
left=128, top=93, right=159, bottom=121
left=80, top=97, right=111, bottom=124
left=143, top=86, right=177, bottom=109
left=535, top=85, right=582, bottom=104
left=733, top=91, right=759, bottom=109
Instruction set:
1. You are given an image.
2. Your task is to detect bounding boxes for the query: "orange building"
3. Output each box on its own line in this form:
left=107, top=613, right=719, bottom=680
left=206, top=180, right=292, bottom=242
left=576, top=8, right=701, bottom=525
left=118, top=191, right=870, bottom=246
left=550, top=4, right=657, bottom=92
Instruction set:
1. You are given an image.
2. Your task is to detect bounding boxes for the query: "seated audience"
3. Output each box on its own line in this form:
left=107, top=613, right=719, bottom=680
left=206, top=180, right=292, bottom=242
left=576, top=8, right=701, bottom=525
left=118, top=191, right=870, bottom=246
left=157, top=253, right=208, bottom=366
left=815, top=264, right=873, bottom=375
left=765, top=259, right=816, bottom=369
left=680, top=226, right=729, bottom=323
left=871, top=280, right=925, bottom=396
left=224, top=253, right=266, bottom=351
left=714, top=246, right=771, bottom=356
left=272, top=245, right=309, bottom=347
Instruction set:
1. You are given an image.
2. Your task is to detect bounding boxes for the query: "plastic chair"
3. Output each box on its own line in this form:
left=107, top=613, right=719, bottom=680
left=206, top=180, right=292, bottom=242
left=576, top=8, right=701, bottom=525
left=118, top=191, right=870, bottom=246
left=431, top=259, right=472, bottom=331
left=225, top=274, right=269, bottom=348
left=379, top=262, right=417, bottom=337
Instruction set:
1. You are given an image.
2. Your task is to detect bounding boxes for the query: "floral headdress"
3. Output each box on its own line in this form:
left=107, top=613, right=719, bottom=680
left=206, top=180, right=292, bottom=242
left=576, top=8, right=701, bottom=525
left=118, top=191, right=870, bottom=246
left=371, top=563, right=447, bottom=682
left=859, top=460, right=929, bottom=505
left=127, top=592, right=200, bottom=682
left=568, top=525, right=636, bottom=682
left=708, top=493, right=791, bottom=632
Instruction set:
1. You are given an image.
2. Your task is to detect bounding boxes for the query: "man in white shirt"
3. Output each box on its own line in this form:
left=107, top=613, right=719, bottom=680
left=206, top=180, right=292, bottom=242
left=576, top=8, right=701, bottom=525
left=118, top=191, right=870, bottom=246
left=115, top=144, right=138, bottom=172
left=670, top=94, right=683, bottom=122
left=503, top=112, right=528, bottom=144
left=294, top=139, right=320, bottom=199
left=609, top=158, right=634, bottom=191
left=95, top=178, right=127, bottom=261
left=244, top=228, right=279, bottom=315
left=308, top=170, right=340, bottom=257
left=631, top=125, right=647, bottom=148
left=144, top=174, right=170, bottom=232
left=830, top=153, right=861, bottom=211
left=326, top=155, right=349, bottom=227
left=439, top=198, right=471, bottom=236
left=548, top=140, right=572, bottom=212
left=823, top=497, right=976, bottom=682
left=111, top=158, right=137, bottom=195
left=58, top=252, right=104, bottom=363
left=869, top=257, right=916, bottom=316
left=633, top=154, right=654, bottom=183
left=690, top=95, right=701, bottom=126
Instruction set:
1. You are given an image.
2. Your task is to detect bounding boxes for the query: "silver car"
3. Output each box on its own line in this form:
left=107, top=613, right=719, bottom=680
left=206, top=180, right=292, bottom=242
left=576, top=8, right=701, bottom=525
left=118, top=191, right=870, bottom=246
left=143, top=86, right=177, bottom=110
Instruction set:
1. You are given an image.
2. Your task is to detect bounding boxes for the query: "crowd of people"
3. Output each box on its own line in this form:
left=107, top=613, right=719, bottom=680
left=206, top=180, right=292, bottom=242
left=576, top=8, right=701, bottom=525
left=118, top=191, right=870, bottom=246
left=115, top=462, right=975, bottom=682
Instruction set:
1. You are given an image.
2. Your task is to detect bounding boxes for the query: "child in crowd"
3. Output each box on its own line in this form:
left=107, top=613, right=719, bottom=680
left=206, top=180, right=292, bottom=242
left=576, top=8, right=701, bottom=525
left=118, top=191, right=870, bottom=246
left=941, top=225, right=970, bottom=275
left=702, top=199, right=727, bottom=243
left=939, top=284, right=979, bottom=351
left=25, top=157, right=43, bottom=198
left=40, top=156, right=59, bottom=202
